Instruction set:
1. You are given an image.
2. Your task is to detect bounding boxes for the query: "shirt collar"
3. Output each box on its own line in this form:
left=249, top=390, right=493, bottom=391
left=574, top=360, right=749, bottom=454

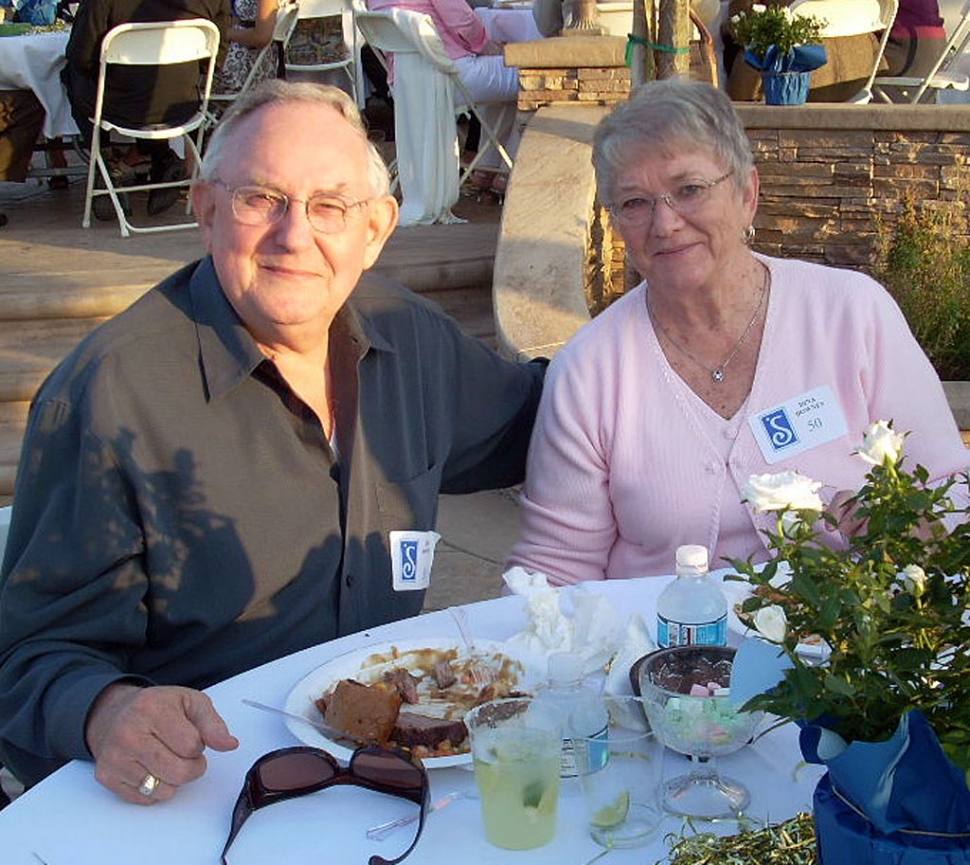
left=190, top=259, right=392, bottom=401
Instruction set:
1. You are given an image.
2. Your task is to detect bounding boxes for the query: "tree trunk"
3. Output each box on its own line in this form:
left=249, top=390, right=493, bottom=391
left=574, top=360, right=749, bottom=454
left=630, top=0, right=654, bottom=88
left=656, top=0, right=690, bottom=79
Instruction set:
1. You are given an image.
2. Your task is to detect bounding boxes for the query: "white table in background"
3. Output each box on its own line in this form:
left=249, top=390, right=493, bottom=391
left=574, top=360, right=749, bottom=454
left=0, top=576, right=824, bottom=865
left=0, top=30, right=77, bottom=138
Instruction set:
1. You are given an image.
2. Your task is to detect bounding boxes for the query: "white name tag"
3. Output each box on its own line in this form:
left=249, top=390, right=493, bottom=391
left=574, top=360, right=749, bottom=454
left=748, top=385, right=848, bottom=464
left=390, top=530, right=441, bottom=591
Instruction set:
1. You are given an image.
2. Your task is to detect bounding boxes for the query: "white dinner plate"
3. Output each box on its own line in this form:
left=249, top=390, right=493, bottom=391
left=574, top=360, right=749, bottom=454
left=284, top=637, right=544, bottom=767
left=718, top=566, right=830, bottom=661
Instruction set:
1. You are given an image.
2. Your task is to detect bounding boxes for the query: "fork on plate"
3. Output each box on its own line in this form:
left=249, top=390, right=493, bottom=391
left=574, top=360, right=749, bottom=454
left=448, top=606, right=495, bottom=687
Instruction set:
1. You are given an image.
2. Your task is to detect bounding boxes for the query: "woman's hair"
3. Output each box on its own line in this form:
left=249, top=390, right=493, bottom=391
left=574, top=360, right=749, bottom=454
left=200, top=80, right=391, bottom=197
left=592, top=78, right=754, bottom=205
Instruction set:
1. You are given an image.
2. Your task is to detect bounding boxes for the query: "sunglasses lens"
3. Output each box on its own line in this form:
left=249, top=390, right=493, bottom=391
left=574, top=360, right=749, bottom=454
left=353, top=750, right=425, bottom=791
left=258, top=752, right=337, bottom=792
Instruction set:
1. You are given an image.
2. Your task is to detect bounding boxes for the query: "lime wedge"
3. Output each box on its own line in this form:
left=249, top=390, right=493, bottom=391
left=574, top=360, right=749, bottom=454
left=591, top=790, right=630, bottom=828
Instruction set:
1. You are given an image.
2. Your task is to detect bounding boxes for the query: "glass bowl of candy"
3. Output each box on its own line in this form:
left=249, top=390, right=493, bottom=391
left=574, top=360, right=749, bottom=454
left=635, top=645, right=762, bottom=820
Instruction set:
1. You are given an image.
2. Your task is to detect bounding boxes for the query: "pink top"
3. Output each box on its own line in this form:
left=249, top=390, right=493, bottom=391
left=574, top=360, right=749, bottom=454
left=507, top=255, right=970, bottom=584
left=366, top=0, right=489, bottom=59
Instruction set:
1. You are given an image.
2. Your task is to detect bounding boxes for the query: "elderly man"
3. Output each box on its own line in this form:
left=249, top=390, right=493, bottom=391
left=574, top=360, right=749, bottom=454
left=0, top=80, right=545, bottom=802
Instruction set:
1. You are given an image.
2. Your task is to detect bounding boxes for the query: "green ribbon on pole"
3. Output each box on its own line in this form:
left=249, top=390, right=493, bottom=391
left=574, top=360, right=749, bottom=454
left=625, top=33, right=691, bottom=67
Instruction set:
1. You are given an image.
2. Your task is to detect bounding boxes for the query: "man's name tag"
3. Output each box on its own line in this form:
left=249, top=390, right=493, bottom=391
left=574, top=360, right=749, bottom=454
left=390, top=530, right=441, bottom=591
left=749, top=385, right=848, bottom=464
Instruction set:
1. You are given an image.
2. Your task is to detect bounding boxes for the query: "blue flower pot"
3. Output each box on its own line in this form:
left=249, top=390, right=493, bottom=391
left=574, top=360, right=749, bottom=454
left=761, top=70, right=812, bottom=105
left=814, top=774, right=970, bottom=865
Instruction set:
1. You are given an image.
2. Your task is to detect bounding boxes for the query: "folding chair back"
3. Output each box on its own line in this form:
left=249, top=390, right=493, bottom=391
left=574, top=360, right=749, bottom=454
left=790, top=0, right=899, bottom=103
left=285, top=0, right=359, bottom=103
left=210, top=0, right=299, bottom=108
left=355, top=8, right=513, bottom=183
left=872, top=0, right=970, bottom=103
left=82, top=18, right=221, bottom=237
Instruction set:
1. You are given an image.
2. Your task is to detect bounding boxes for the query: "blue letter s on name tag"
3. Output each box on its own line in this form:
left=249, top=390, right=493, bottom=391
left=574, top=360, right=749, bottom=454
left=400, top=540, right=418, bottom=582
left=759, top=408, right=799, bottom=452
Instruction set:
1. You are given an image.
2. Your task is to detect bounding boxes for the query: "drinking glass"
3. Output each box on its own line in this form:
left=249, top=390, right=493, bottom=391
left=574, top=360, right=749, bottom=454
left=464, top=697, right=562, bottom=850
left=638, top=645, right=762, bottom=820
left=573, top=696, right=663, bottom=849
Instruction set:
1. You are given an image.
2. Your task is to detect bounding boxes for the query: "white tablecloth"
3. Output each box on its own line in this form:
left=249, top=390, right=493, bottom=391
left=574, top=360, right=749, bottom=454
left=0, top=30, right=77, bottom=138
left=0, top=576, right=824, bottom=865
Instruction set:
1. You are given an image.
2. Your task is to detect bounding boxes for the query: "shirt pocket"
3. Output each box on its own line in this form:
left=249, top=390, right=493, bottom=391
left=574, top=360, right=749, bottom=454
left=374, top=462, right=443, bottom=538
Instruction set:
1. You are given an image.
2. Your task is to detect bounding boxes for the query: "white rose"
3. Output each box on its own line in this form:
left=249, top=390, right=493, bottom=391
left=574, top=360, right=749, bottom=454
left=742, top=471, right=824, bottom=513
left=858, top=420, right=905, bottom=467
left=752, top=3, right=767, bottom=11
left=900, top=564, right=927, bottom=595
left=754, top=605, right=788, bottom=643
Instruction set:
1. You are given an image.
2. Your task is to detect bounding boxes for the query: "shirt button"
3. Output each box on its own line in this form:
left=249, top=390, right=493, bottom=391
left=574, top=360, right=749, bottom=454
left=345, top=573, right=355, bottom=588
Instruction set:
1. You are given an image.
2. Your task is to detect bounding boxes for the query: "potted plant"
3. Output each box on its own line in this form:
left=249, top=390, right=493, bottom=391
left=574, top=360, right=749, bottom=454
left=730, top=3, right=828, bottom=105
left=729, top=421, right=970, bottom=864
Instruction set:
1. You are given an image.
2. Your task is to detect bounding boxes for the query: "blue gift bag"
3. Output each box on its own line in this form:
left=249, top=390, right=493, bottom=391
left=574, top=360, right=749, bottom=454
left=762, top=71, right=812, bottom=105
left=814, top=775, right=970, bottom=865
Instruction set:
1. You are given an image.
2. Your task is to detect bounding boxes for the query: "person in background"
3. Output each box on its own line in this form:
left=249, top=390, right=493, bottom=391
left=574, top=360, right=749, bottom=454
left=0, top=89, right=45, bottom=227
left=367, top=0, right=520, bottom=196
left=213, top=0, right=281, bottom=95
left=62, top=0, right=231, bottom=218
left=884, top=0, right=948, bottom=78
left=0, top=80, right=545, bottom=800
left=506, top=79, right=969, bottom=585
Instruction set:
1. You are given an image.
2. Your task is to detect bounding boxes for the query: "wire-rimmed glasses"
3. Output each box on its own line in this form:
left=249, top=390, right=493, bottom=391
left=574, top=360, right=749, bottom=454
left=221, top=745, right=429, bottom=865
left=209, top=179, right=373, bottom=234
left=606, top=170, right=733, bottom=228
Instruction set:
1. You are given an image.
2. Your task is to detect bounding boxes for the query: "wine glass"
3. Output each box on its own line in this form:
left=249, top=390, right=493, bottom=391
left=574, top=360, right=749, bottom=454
left=637, top=645, right=762, bottom=820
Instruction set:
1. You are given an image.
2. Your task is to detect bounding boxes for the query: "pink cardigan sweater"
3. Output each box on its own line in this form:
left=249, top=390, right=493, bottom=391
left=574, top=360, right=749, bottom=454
left=507, top=255, right=970, bottom=583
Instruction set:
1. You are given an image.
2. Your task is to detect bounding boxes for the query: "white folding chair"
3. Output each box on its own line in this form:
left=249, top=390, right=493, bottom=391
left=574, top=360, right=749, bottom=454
left=284, top=0, right=359, bottom=103
left=790, top=0, right=899, bottom=104
left=81, top=18, right=220, bottom=238
left=872, top=0, right=970, bottom=103
left=209, top=0, right=299, bottom=111
left=355, top=9, right=514, bottom=195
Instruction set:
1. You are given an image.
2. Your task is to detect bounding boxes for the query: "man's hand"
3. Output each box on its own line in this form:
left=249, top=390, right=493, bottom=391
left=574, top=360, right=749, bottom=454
left=85, top=683, right=239, bottom=804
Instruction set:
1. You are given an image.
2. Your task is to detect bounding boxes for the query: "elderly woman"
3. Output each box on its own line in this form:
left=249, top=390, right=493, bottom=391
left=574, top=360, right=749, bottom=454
left=507, top=79, right=969, bottom=584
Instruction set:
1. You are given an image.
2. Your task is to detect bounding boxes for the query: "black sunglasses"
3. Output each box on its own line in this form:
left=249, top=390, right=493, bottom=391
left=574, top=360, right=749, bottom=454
left=221, top=745, right=429, bottom=865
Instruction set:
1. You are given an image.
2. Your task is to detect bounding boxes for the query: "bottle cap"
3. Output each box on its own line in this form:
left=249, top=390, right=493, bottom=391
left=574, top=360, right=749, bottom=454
left=676, top=544, right=709, bottom=575
left=547, top=651, right=583, bottom=684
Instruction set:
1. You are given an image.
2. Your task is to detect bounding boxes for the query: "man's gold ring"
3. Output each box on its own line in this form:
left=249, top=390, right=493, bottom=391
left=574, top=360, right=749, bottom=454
left=137, top=773, right=160, bottom=797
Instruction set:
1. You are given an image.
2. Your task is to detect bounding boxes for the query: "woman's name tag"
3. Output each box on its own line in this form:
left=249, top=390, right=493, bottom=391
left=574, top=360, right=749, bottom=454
left=749, top=385, right=848, bottom=464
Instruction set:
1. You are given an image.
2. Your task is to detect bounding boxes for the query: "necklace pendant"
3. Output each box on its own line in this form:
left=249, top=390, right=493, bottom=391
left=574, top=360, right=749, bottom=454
left=711, top=369, right=725, bottom=384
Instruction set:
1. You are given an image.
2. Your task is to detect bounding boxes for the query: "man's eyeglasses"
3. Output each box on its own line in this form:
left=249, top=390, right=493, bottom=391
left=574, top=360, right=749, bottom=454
left=607, top=171, right=733, bottom=228
left=209, top=179, right=373, bottom=234
left=221, top=745, right=429, bottom=865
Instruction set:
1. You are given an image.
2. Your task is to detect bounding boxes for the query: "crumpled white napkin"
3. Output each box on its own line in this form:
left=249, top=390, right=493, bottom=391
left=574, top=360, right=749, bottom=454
left=604, top=612, right=656, bottom=696
left=502, top=567, right=653, bottom=689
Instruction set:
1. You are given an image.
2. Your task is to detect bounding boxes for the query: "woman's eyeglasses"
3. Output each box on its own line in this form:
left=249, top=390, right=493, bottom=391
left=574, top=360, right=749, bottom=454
left=607, top=171, right=733, bottom=228
left=221, top=745, right=429, bottom=865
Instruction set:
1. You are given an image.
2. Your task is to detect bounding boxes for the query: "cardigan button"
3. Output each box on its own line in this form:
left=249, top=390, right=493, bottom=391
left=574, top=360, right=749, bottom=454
left=345, top=573, right=355, bottom=587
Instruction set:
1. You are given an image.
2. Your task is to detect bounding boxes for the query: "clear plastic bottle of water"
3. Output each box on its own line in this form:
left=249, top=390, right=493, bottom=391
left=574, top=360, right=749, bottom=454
left=535, top=651, right=609, bottom=777
left=656, top=544, right=727, bottom=648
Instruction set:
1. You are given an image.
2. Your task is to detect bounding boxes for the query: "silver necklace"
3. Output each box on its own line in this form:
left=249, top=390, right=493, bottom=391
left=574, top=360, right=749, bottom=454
left=648, top=266, right=770, bottom=384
